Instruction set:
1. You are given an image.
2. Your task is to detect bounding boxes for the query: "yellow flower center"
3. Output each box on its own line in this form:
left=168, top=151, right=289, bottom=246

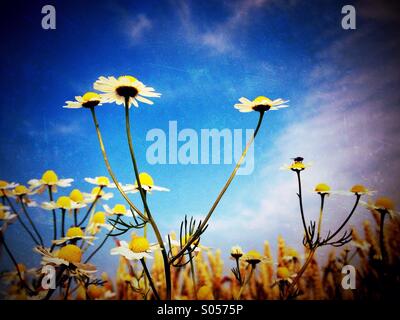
left=135, top=172, right=154, bottom=187
left=350, top=184, right=367, bottom=194
left=253, top=96, right=269, bottom=104
left=375, top=197, right=395, bottom=211
left=0, top=180, right=8, bottom=188
left=56, top=196, right=71, bottom=209
left=82, top=92, right=101, bottom=102
left=97, top=176, right=110, bottom=186
left=113, top=204, right=127, bottom=215
left=91, top=187, right=104, bottom=196
left=58, top=244, right=82, bottom=263
left=14, top=185, right=29, bottom=195
left=118, top=75, right=138, bottom=83
left=315, top=183, right=331, bottom=193
left=129, top=236, right=150, bottom=253
left=245, top=250, right=262, bottom=264
left=277, top=266, right=290, bottom=279
left=66, top=227, right=84, bottom=238
left=41, top=170, right=58, bottom=185
left=69, top=189, right=84, bottom=203
left=291, top=162, right=306, bottom=170
left=92, top=211, right=106, bottom=224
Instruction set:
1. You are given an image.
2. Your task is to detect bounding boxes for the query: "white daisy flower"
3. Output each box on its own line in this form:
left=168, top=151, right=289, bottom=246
left=0, top=205, right=17, bottom=222
left=41, top=196, right=86, bottom=211
left=28, top=170, right=73, bottom=192
left=103, top=204, right=135, bottom=217
left=122, top=172, right=170, bottom=194
left=110, top=237, right=158, bottom=261
left=52, top=227, right=96, bottom=246
left=34, top=245, right=96, bottom=274
left=82, top=187, right=114, bottom=202
left=0, top=180, right=19, bottom=190
left=64, top=92, right=102, bottom=109
left=84, top=176, right=114, bottom=187
left=234, top=96, right=289, bottom=113
left=86, top=211, right=113, bottom=235
left=361, top=197, right=398, bottom=218
left=93, top=75, right=161, bottom=108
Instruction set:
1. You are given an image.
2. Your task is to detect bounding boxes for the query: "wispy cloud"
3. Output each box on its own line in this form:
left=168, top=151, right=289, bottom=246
left=175, top=0, right=297, bottom=54
left=128, top=14, right=152, bottom=41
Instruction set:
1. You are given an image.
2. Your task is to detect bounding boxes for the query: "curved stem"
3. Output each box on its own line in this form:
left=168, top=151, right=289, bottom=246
left=316, top=194, right=326, bottom=238
left=89, top=106, right=147, bottom=222
left=61, top=209, right=66, bottom=238
left=236, top=264, right=255, bottom=300
left=0, top=232, right=35, bottom=295
left=325, top=194, right=360, bottom=242
left=48, top=186, right=57, bottom=242
left=189, top=250, right=197, bottom=299
left=124, top=101, right=171, bottom=299
left=171, top=111, right=265, bottom=264
left=296, top=171, right=310, bottom=246
left=140, top=258, right=160, bottom=300
left=77, top=187, right=103, bottom=227
left=84, top=218, right=117, bottom=263
left=3, top=195, right=39, bottom=245
left=19, top=197, right=44, bottom=246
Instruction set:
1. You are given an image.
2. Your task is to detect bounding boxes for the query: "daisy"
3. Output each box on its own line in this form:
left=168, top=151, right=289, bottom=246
left=0, top=204, right=16, bottom=223
left=69, top=189, right=92, bottom=204
left=361, top=197, right=398, bottom=218
left=314, top=183, right=332, bottom=195
left=103, top=204, right=134, bottom=217
left=84, top=176, right=114, bottom=188
left=167, top=232, right=204, bottom=253
left=12, top=185, right=37, bottom=197
left=234, top=96, right=289, bottom=113
left=123, top=172, right=170, bottom=194
left=337, top=184, right=376, bottom=197
left=230, top=245, right=244, bottom=259
left=275, top=266, right=297, bottom=284
left=34, top=245, right=96, bottom=274
left=41, top=196, right=86, bottom=211
left=242, top=250, right=271, bottom=267
left=63, top=92, right=102, bottom=109
left=93, top=75, right=161, bottom=108
left=83, top=187, right=113, bottom=202
left=281, top=157, right=311, bottom=172
left=0, top=180, right=19, bottom=190
left=28, top=170, right=73, bottom=192
left=86, top=211, right=113, bottom=235
left=110, top=235, right=158, bottom=261
left=52, top=227, right=96, bottom=246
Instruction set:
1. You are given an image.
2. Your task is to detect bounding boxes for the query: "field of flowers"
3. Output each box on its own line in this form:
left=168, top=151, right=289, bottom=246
left=0, top=75, right=398, bottom=300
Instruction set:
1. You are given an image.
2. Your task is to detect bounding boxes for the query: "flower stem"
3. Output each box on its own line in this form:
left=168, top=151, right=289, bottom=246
left=379, top=211, right=387, bottom=264
left=0, top=232, right=35, bottom=295
left=19, top=197, right=44, bottom=246
left=296, top=171, right=311, bottom=246
left=77, top=187, right=103, bottom=227
left=189, top=251, right=198, bottom=299
left=140, top=258, right=160, bottom=300
left=236, top=264, right=255, bottom=300
left=316, top=193, right=326, bottom=238
left=171, top=111, right=265, bottom=264
left=73, top=209, right=78, bottom=226
left=3, top=194, right=39, bottom=246
left=48, top=186, right=57, bottom=242
left=89, top=106, right=147, bottom=221
left=61, top=209, right=66, bottom=238
left=84, top=219, right=117, bottom=264
left=124, top=100, right=171, bottom=299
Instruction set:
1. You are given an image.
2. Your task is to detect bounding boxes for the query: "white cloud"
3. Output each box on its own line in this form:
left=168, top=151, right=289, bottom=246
left=129, top=14, right=152, bottom=41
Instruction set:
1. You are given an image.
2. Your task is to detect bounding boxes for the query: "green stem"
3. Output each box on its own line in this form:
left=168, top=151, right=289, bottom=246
left=296, top=171, right=311, bottom=246
left=189, top=251, right=198, bottom=299
left=74, top=209, right=78, bottom=227
left=171, top=111, right=265, bottom=264
left=3, top=194, right=39, bottom=246
left=89, top=106, right=147, bottom=222
left=379, top=211, right=387, bottom=264
left=77, top=187, right=103, bottom=227
left=140, top=258, right=160, bottom=300
left=124, top=100, right=171, bottom=299
left=48, top=186, right=57, bottom=242
left=316, top=193, right=326, bottom=238
left=61, top=209, right=66, bottom=238
left=19, top=196, right=44, bottom=246
left=236, top=264, right=255, bottom=300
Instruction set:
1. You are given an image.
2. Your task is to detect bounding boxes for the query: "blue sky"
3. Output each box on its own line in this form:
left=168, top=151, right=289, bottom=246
left=1, top=0, right=400, bottom=276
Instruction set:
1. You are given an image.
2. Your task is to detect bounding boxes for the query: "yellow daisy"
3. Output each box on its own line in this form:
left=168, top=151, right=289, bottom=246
left=110, top=235, right=158, bottom=260
left=234, top=96, right=289, bottom=113
left=93, top=75, right=161, bottom=108
left=122, top=172, right=169, bottom=193
left=63, top=92, right=102, bottom=109
left=28, top=170, right=73, bottom=192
